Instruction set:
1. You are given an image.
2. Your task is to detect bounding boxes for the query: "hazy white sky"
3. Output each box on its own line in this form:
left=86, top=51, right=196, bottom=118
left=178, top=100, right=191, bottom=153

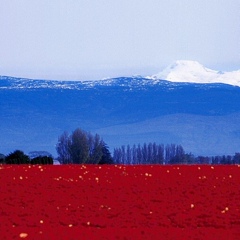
left=0, top=0, right=239, bottom=80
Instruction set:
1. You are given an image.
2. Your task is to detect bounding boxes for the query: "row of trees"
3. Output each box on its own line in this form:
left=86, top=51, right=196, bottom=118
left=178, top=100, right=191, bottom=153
left=113, top=143, right=240, bottom=165
left=1, top=150, right=53, bottom=164
left=0, top=128, right=113, bottom=165
left=194, top=153, right=240, bottom=165
left=1, top=127, right=240, bottom=165
left=56, top=128, right=113, bottom=164
left=113, top=143, right=185, bottom=164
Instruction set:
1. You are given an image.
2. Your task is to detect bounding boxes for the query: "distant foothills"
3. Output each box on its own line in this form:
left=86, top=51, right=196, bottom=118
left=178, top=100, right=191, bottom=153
left=1, top=61, right=240, bottom=158
left=1, top=128, right=240, bottom=165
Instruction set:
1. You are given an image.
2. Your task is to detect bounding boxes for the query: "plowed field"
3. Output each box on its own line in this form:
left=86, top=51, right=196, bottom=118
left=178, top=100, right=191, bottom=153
left=1, top=165, right=240, bottom=239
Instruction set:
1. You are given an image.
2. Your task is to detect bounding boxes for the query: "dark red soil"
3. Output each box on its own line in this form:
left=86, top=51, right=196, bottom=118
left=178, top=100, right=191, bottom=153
left=1, top=165, right=240, bottom=239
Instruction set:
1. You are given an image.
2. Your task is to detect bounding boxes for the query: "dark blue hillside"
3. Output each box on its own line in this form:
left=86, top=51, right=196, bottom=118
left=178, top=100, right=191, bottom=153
left=1, top=77, right=240, bottom=119
left=1, top=76, right=240, bottom=155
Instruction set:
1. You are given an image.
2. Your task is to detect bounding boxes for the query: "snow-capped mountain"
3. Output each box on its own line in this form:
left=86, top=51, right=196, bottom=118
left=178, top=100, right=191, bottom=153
left=1, top=60, right=240, bottom=88
left=149, top=60, right=240, bottom=86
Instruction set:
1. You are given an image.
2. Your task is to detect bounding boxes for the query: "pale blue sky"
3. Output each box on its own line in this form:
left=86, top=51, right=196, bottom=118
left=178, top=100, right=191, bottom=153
left=0, top=0, right=239, bottom=80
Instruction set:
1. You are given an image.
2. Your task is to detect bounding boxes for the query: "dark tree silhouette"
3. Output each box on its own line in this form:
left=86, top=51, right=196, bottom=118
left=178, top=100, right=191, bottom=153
left=99, top=142, right=114, bottom=164
left=56, top=128, right=113, bottom=164
left=0, top=153, right=5, bottom=164
left=5, top=150, right=30, bottom=164
left=31, top=156, right=53, bottom=165
left=233, top=153, right=240, bottom=164
left=56, top=131, right=72, bottom=164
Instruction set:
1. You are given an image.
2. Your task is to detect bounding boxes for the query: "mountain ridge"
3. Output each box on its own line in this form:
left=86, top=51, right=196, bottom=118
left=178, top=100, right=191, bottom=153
left=1, top=60, right=240, bottom=88
left=1, top=74, right=239, bottom=90
left=1, top=75, right=240, bottom=156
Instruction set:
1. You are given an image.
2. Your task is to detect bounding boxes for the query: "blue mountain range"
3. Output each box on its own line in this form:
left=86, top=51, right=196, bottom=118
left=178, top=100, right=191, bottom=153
left=1, top=76, right=240, bottom=156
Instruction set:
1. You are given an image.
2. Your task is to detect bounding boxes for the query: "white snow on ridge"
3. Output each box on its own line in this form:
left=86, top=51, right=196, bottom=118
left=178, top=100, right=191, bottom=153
left=1, top=60, right=240, bottom=88
left=149, top=60, right=240, bottom=87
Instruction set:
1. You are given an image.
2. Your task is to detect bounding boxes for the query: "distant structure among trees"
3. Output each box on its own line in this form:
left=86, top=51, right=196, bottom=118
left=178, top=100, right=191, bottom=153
left=28, top=151, right=53, bottom=159
left=56, top=128, right=113, bottom=164
left=30, top=156, right=53, bottom=165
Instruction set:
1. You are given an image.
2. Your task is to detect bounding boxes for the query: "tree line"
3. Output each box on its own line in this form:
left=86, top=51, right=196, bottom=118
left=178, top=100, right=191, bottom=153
left=113, top=143, right=240, bottom=165
left=0, top=150, right=53, bottom=164
left=113, top=143, right=184, bottom=164
left=0, top=128, right=113, bottom=165
left=1, top=127, right=240, bottom=165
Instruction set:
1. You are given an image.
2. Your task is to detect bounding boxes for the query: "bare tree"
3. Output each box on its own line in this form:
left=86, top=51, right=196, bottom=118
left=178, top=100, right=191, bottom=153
left=56, top=131, right=72, bottom=164
left=56, top=128, right=112, bottom=164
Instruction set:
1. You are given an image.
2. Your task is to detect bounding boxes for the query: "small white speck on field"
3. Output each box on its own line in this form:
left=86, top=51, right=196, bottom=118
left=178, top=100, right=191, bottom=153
left=19, top=233, right=28, bottom=238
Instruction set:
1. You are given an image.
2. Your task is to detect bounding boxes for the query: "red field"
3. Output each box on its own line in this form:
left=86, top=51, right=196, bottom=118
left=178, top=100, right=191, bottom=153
left=1, top=164, right=240, bottom=239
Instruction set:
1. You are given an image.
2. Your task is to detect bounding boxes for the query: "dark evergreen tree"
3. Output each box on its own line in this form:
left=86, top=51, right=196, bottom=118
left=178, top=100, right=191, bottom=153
left=5, top=150, right=30, bottom=164
left=99, top=142, right=114, bottom=164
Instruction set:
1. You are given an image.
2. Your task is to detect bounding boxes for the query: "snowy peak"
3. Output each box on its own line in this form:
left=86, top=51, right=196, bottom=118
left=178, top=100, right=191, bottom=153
left=150, top=60, right=240, bottom=86
left=1, top=60, right=240, bottom=88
